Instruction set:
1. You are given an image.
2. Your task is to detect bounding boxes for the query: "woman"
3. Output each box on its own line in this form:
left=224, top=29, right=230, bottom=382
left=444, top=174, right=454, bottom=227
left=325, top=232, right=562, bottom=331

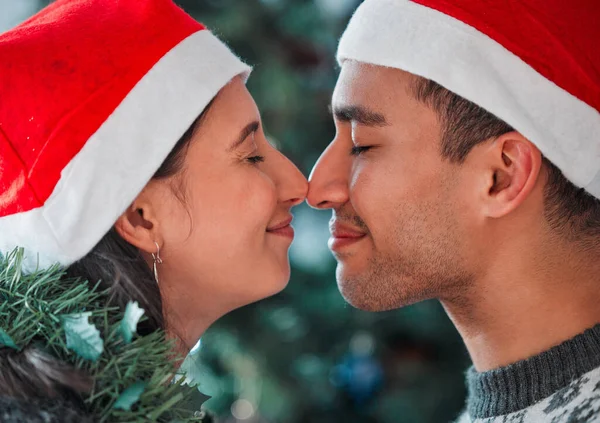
left=0, top=0, right=307, bottom=421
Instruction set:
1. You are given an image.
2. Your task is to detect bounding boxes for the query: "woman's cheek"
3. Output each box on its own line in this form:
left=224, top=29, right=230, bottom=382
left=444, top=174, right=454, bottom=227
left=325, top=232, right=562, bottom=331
left=157, top=190, right=195, bottom=245
left=240, top=171, right=279, bottom=224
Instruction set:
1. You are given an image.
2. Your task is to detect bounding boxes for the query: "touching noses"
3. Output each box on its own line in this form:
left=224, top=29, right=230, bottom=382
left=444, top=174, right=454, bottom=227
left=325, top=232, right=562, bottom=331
left=273, top=151, right=308, bottom=207
left=307, top=140, right=350, bottom=210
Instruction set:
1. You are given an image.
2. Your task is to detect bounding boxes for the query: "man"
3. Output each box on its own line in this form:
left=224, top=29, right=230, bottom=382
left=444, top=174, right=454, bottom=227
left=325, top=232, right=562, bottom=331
left=307, top=0, right=600, bottom=421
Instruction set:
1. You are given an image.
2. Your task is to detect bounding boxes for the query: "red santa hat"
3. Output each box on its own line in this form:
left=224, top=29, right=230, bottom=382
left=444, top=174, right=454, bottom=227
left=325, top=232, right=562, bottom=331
left=338, top=0, right=600, bottom=198
left=0, top=0, right=251, bottom=271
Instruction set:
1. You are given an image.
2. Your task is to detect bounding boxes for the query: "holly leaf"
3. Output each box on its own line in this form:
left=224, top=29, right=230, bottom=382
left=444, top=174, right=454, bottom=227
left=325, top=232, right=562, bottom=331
left=114, top=381, right=147, bottom=411
left=0, top=327, right=18, bottom=350
left=61, top=312, right=104, bottom=361
left=119, top=301, right=145, bottom=344
left=175, top=384, right=212, bottom=411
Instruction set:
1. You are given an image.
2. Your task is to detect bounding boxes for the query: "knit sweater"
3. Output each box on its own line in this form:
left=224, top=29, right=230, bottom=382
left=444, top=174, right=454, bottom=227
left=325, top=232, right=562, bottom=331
left=457, top=325, right=600, bottom=422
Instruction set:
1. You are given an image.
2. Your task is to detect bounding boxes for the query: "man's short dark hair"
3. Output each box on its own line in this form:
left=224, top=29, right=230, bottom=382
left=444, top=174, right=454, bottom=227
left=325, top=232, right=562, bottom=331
left=410, top=77, right=600, bottom=240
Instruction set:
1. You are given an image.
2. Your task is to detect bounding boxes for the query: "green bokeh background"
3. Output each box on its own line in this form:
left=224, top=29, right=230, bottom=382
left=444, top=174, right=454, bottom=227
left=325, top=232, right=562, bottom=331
left=1, top=1, right=470, bottom=421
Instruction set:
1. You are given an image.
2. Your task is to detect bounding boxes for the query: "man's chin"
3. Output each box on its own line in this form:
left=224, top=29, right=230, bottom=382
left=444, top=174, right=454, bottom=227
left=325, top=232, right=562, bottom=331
left=336, top=277, right=393, bottom=311
left=341, top=293, right=390, bottom=311
left=336, top=266, right=423, bottom=312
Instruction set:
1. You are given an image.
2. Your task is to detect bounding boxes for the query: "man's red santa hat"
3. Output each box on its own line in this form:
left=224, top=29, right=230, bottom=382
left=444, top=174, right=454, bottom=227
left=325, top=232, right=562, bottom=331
left=0, top=0, right=250, bottom=271
left=338, top=0, right=600, bottom=197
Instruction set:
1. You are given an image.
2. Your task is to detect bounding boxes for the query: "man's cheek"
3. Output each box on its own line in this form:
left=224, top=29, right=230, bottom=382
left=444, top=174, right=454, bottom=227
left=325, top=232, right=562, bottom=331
left=351, top=180, right=387, bottom=224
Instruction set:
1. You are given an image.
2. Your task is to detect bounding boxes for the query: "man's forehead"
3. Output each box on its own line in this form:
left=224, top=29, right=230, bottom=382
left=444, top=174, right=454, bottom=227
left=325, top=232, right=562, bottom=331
left=339, top=60, right=412, bottom=81
left=332, top=60, right=415, bottom=120
left=333, top=60, right=413, bottom=100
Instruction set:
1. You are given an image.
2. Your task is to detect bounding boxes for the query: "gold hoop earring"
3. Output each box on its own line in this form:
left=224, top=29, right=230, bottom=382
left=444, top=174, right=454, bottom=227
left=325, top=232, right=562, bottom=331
left=151, top=241, right=162, bottom=284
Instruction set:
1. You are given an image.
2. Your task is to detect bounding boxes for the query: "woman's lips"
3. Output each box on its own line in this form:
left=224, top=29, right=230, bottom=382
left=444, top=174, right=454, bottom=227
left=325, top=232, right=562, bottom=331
left=267, top=225, right=295, bottom=239
left=267, top=217, right=295, bottom=239
left=328, top=222, right=367, bottom=251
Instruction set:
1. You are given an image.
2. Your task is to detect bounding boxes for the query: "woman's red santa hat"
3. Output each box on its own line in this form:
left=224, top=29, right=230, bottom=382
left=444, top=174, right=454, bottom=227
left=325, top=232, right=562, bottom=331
left=0, top=0, right=251, bottom=271
left=338, top=0, right=600, bottom=197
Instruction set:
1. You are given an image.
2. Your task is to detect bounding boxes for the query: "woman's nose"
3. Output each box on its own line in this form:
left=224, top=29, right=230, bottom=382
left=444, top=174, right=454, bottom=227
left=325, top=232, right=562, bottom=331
left=273, top=151, right=308, bottom=207
left=307, top=140, right=350, bottom=210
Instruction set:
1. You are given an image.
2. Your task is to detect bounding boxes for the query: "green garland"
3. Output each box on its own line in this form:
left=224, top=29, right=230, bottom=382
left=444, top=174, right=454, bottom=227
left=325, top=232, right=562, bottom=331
left=0, top=248, right=207, bottom=422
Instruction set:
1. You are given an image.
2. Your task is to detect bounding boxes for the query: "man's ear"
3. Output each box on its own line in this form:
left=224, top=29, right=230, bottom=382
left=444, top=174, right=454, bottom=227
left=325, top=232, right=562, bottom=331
left=479, top=132, right=542, bottom=218
left=114, top=188, right=162, bottom=255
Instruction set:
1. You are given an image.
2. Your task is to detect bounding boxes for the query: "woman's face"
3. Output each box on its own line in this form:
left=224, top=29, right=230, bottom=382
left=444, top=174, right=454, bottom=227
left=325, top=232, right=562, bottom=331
left=140, top=77, right=307, bottom=342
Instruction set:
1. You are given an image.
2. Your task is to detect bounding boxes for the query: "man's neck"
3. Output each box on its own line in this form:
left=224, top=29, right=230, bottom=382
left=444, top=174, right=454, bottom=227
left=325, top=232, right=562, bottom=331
left=442, top=237, right=600, bottom=372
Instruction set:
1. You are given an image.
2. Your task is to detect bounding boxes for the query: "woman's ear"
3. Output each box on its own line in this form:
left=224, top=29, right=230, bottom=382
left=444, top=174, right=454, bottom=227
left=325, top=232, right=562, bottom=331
left=114, top=188, right=162, bottom=255
left=480, top=132, right=543, bottom=218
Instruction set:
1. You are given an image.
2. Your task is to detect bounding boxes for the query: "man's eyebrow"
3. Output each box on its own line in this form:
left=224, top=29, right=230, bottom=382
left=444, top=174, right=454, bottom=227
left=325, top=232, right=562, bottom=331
left=329, top=104, right=388, bottom=127
left=228, top=121, right=260, bottom=151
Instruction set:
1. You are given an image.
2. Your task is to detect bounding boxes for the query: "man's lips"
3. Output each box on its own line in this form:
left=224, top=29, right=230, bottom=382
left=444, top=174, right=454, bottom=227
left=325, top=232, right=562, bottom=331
left=329, top=221, right=367, bottom=251
left=267, top=217, right=294, bottom=239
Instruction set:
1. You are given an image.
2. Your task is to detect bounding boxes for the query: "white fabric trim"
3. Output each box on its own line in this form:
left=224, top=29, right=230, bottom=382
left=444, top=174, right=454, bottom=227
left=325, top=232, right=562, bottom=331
left=337, top=0, right=600, bottom=198
left=0, top=30, right=251, bottom=271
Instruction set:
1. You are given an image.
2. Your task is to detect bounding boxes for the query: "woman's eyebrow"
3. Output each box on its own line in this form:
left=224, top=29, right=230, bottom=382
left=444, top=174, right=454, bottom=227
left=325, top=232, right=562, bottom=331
left=228, top=121, right=260, bottom=151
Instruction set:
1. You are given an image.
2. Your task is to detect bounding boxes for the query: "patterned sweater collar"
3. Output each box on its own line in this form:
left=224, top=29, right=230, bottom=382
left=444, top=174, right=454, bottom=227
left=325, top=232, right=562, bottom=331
left=466, top=324, right=600, bottom=419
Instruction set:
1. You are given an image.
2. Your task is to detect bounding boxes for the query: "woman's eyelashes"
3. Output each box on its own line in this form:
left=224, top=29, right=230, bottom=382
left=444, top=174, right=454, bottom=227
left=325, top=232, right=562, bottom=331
left=237, top=130, right=265, bottom=165
left=247, top=153, right=265, bottom=164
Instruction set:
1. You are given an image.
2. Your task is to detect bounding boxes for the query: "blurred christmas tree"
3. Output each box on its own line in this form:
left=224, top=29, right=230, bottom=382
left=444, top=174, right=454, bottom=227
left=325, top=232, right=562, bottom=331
left=11, top=1, right=471, bottom=421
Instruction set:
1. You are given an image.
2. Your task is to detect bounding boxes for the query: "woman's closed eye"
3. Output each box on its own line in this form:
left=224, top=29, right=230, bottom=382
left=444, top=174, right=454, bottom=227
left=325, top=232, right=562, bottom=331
left=236, top=127, right=265, bottom=165
left=247, top=154, right=265, bottom=164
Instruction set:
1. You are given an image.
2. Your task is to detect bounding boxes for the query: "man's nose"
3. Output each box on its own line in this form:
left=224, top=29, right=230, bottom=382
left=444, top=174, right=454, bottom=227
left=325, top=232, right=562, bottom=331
left=307, top=140, right=350, bottom=210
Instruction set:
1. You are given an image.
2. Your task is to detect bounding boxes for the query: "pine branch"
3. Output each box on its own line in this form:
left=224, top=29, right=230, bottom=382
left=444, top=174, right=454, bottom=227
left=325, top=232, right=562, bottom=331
left=0, top=248, right=205, bottom=422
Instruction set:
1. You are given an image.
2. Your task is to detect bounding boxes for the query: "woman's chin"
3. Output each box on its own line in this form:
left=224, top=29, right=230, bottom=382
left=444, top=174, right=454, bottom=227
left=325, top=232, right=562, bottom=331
left=257, top=264, right=291, bottom=298
left=222, top=259, right=291, bottom=308
left=239, top=280, right=289, bottom=309
left=269, top=268, right=292, bottom=294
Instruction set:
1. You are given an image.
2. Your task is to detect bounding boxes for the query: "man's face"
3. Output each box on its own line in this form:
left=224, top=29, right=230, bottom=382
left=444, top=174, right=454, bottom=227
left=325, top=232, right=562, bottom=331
left=308, top=61, right=474, bottom=311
